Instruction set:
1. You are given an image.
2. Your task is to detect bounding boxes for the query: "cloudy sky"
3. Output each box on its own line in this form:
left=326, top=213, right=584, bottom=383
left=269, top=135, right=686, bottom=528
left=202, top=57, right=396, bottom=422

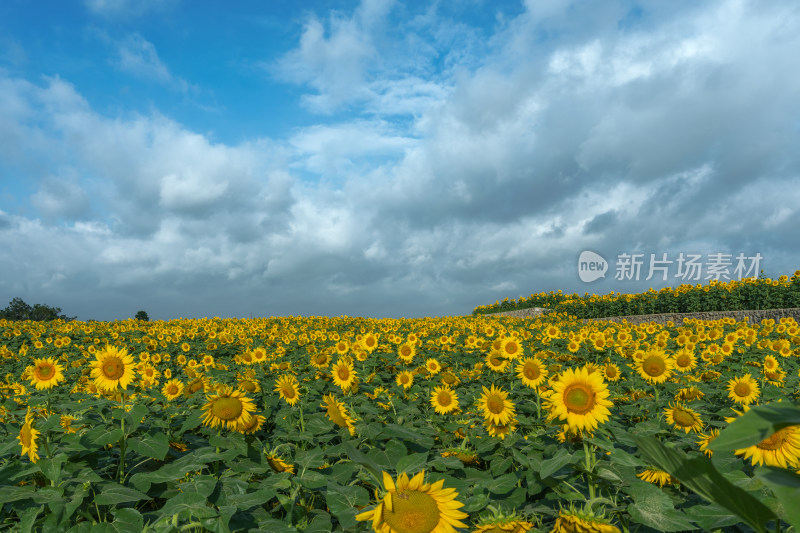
left=1, top=0, right=798, bottom=321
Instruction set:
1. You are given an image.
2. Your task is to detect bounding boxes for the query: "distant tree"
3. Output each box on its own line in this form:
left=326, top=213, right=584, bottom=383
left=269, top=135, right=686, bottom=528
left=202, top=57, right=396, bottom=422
left=135, top=310, right=150, bottom=321
left=0, top=297, right=75, bottom=321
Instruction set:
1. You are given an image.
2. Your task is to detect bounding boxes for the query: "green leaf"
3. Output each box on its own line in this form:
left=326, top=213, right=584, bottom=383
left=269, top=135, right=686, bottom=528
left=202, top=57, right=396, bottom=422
left=225, top=488, right=276, bottom=511
left=123, top=403, right=149, bottom=434
left=755, top=466, right=800, bottom=531
left=88, top=427, right=123, bottom=447
left=299, top=470, right=327, bottom=490
left=36, top=453, right=66, bottom=484
left=483, top=472, right=518, bottom=495
left=341, top=442, right=383, bottom=482
left=295, top=446, right=325, bottom=471
left=325, top=483, right=369, bottom=531
left=634, top=435, right=776, bottom=533
left=179, top=409, right=204, bottom=433
left=539, top=448, right=576, bottom=479
left=395, top=452, right=428, bottom=475
left=18, top=505, right=43, bottom=533
left=627, top=480, right=696, bottom=532
left=158, top=491, right=217, bottom=521
left=111, top=508, right=143, bottom=532
left=127, top=431, right=170, bottom=461
left=683, top=503, right=742, bottom=530
left=384, top=440, right=407, bottom=466
left=381, top=424, right=434, bottom=449
left=711, top=403, right=800, bottom=453
left=94, top=482, right=151, bottom=506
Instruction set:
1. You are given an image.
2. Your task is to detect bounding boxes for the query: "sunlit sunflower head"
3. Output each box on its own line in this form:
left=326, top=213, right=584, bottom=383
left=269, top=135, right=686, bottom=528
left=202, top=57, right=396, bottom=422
left=672, top=349, right=697, bottom=372
left=499, top=336, right=523, bottom=360
left=29, top=357, right=65, bottom=390
left=90, top=344, right=136, bottom=392
left=18, top=409, right=40, bottom=463
left=478, top=384, right=516, bottom=426
left=425, top=358, right=442, bottom=375
left=332, top=359, right=357, bottom=392
left=397, top=342, right=416, bottom=363
left=396, top=370, right=415, bottom=390
left=485, top=352, right=510, bottom=373
left=516, top=357, right=548, bottom=388
left=600, top=362, right=621, bottom=382
left=310, top=351, right=331, bottom=369
left=440, top=372, right=460, bottom=388
left=664, top=402, right=704, bottom=434
left=472, top=515, right=534, bottom=533
left=355, top=470, right=469, bottom=533
left=321, top=393, right=356, bottom=436
left=727, top=374, right=760, bottom=405
left=161, top=378, right=184, bottom=401
left=762, top=354, right=780, bottom=372
left=545, top=366, right=613, bottom=433
left=430, top=385, right=459, bottom=415
left=239, top=414, right=266, bottom=435
left=734, top=425, right=800, bottom=469
left=274, top=374, right=301, bottom=406
left=635, top=350, right=674, bottom=384
left=361, top=333, right=379, bottom=353
left=484, top=417, right=518, bottom=440
left=201, top=385, right=256, bottom=431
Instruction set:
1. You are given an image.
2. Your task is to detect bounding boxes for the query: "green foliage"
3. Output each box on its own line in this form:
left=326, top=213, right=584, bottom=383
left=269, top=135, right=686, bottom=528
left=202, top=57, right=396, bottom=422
left=134, top=310, right=150, bottom=321
left=0, top=297, right=75, bottom=322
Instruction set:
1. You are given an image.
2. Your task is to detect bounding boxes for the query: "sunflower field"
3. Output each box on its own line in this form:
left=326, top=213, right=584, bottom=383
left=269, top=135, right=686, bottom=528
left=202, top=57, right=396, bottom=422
left=1, top=301, right=800, bottom=532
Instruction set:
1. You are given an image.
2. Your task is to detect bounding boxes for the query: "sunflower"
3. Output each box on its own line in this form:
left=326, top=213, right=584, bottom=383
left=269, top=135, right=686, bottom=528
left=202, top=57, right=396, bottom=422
left=310, top=351, right=331, bottom=369
left=516, top=357, right=548, bottom=388
left=322, top=393, right=356, bottom=436
left=734, top=425, right=800, bottom=469
left=440, top=372, right=460, bottom=388
left=18, top=410, right=40, bottom=463
left=600, top=362, right=621, bottom=382
left=332, top=359, right=357, bottom=392
left=545, top=366, right=613, bottom=433
left=664, top=402, right=704, bottom=433
left=478, top=384, right=516, bottom=426
left=485, top=352, right=509, bottom=373
left=550, top=507, right=620, bottom=533
left=397, top=343, right=416, bottom=364
left=763, top=354, right=780, bottom=372
left=90, top=344, right=136, bottom=391
left=361, top=333, right=379, bottom=353
left=266, top=453, right=295, bottom=474
left=355, top=470, right=469, bottom=533
left=727, top=374, right=760, bottom=405
left=635, top=350, right=674, bottom=384
left=239, top=414, right=266, bottom=434
left=672, top=349, right=697, bottom=372
left=201, top=385, right=256, bottom=431
left=484, top=418, right=517, bottom=440
left=499, top=336, right=523, bottom=360
left=274, top=375, right=301, bottom=406
left=396, top=370, right=414, bottom=390
left=238, top=378, right=261, bottom=394
left=637, top=468, right=678, bottom=487
left=430, top=385, right=459, bottom=415
left=29, top=357, right=65, bottom=390
left=425, top=358, right=442, bottom=375
left=161, top=379, right=184, bottom=401
left=697, top=428, right=719, bottom=457
left=472, top=515, right=534, bottom=533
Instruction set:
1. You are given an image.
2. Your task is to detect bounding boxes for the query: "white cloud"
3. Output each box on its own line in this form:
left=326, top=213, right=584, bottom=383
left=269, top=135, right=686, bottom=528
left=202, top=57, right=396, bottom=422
left=112, top=33, right=192, bottom=92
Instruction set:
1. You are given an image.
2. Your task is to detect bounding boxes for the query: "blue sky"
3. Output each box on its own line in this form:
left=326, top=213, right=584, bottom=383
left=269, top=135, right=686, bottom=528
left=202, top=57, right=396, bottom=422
left=1, top=0, right=799, bottom=321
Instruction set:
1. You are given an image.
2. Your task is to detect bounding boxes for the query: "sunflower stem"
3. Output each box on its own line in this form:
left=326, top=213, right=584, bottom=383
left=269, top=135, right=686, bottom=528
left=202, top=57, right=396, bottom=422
left=117, top=392, right=127, bottom=483
left=583, top=441, right=596, bottom=501
left=299, top=405, right=305, bottom=433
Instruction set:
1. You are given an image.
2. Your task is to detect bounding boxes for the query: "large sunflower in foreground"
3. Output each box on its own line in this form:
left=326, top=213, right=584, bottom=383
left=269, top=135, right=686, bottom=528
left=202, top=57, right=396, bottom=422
left=201, top=385, right=256, bottom=431
left=332, top=359, right=357, bottom=392
left=545, top=366, right=613, bottom=432
left=90, top=344, right=136, bottom=391
left=478, top=384, right=516, bottom=426
left=734, top=424, right=800, bottom=469
left=356, top=470, right=469, bottom=533
left=29, top=357, right=66, bottom=390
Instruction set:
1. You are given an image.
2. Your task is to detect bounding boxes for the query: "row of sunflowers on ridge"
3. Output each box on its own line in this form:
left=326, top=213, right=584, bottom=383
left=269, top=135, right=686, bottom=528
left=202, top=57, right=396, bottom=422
left=472, top=271, right=800, bottom=318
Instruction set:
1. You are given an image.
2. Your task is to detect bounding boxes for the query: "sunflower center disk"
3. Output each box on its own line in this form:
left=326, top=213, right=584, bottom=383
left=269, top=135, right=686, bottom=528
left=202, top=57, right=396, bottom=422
left=102, top=357, right=125, bottom=380
left=757, top=428, right=789, bottom=451
left=37, top=365, right=54, bottom=378
left=672, top=409, right=696, bottom=428
left=734, top=383, right=751, bottom=397
left=383, top=491, right=440, bottom=533
left=643, top=357, right=665, bottom=377
left=282, top=386, right=296, bottom=399
left=20, top=426, right=33, bottom=446
left=437, top=392, right=452, bottom=406
left=564, top=384, right=595, bottom=414
left=212, top=397, right=244, bottom=420
left=486, top=396, right=506, bottom=414
left=338, top=368, right=350, bottom=380
left=524, top=365, right=540, bottom=379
